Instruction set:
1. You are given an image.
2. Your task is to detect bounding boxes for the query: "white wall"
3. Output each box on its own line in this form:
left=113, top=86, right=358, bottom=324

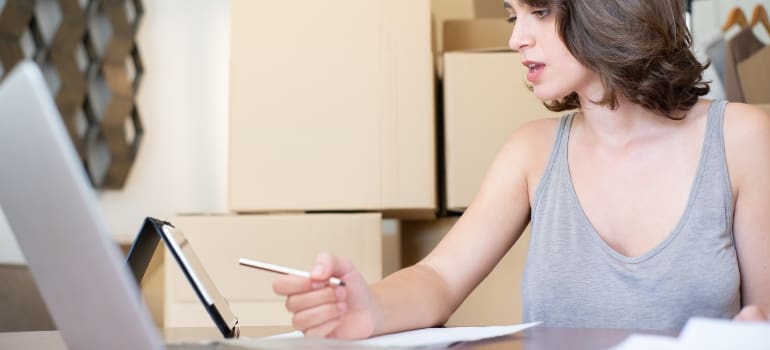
left=0, top=0, right=232, bottom=263
left=98, top=0, right=232, bottom=241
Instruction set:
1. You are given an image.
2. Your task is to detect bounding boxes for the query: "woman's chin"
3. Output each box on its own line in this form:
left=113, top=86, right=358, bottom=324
left=531, top=87, right=575, bottom=103
left=532, top=91, right=559, bottom=102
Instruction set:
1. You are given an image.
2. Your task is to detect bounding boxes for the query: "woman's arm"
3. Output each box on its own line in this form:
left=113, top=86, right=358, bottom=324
left=273, top=118, right=559, bottom=339
left=724, top=102, right=770, bottom=321
left=369, top=118, right=558, bottom=335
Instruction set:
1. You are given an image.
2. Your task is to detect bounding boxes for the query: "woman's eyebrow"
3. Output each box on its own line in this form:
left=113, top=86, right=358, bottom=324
left=503, top=1, right=513, bottom=10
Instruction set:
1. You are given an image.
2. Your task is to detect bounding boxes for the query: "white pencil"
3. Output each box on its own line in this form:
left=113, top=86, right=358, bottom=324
left=238, top=258, right=345, bottom=286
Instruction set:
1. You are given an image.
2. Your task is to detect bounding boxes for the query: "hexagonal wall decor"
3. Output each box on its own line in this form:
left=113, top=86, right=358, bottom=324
left=0, top=0, right=144, bottom=189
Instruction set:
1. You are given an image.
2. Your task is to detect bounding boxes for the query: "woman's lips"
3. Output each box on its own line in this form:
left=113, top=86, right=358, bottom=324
left=524, top=62, right=545, bottom=83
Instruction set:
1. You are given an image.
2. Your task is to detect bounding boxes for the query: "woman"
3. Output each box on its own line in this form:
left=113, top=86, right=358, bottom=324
left=272, top=0, right=770, bottom=338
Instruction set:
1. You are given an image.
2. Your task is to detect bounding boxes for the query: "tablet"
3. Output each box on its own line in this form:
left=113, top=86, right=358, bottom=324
left=126, top=217, right=240, bottom=338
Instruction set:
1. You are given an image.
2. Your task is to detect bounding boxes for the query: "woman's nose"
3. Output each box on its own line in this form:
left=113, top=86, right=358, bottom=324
left=508, top=25, right=534, bottom=52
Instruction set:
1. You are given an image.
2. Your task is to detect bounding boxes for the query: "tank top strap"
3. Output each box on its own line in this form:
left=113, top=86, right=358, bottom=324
left=705, top=99, right=728, bottom=160
left=701, top=98, right=733, bottom=227
left=531, top=113, right=575, bottom=214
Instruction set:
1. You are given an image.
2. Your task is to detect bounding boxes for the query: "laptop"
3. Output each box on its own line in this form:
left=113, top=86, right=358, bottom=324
left=0, top=62, right=240, bottom=350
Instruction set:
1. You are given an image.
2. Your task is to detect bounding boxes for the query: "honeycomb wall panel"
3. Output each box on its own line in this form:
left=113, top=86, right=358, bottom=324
left=0, top=0, right=144, bottom=189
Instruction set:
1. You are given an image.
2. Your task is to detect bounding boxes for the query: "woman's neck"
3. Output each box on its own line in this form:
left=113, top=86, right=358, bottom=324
left=574, top=96, right=685, bottom=149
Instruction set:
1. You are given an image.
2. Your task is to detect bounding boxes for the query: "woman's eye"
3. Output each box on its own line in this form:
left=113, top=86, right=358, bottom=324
left=532, top=9, right=551, bottom=18
left=506, top=16, right=517, bottom=24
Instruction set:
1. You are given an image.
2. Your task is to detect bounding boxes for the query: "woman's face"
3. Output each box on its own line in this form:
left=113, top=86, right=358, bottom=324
left=505, top=0, right=601, bottom=102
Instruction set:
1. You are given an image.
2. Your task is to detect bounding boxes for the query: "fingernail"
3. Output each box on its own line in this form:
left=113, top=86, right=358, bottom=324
left=311, top=281, right=325, bottom=290
left=311, top=264, right=325, bottom=278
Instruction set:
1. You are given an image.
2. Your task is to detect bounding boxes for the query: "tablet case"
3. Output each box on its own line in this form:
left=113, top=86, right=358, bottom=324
left=126, top=217, right=240, bottom=338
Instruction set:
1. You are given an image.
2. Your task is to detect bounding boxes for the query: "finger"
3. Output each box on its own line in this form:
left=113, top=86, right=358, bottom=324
left=311, top=252, right=357, bottom=283
left=272, top=274, right=312, bottom=296
left=285, top=286, right=340, bottom=313
left=734, top=305, right=767, bottom=321
left=293, top=302, right=347, bottom=331
left=303, top=318, right=341, bottom=339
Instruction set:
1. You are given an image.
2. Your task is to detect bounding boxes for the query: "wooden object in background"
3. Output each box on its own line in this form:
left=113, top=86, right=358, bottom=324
left=0, top=0, right=144, bottom=189
left=722, top=7, right=748, bottom=32
left=750, top=4, right=770, bottom=35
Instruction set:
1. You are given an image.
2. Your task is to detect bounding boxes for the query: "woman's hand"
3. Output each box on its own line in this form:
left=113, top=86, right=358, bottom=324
left=734, top=305, right=770, bottom=322
left=272, top=252, right=380, bottom=339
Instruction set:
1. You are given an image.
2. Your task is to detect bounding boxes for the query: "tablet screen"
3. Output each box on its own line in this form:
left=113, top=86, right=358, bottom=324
left=126, top=217, right=239, bottom=338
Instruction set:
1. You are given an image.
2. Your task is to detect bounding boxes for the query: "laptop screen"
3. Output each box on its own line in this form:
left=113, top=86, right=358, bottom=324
left=0, top=62, right=165, bottom=350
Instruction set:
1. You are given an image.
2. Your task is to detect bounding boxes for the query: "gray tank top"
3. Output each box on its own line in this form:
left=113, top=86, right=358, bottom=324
left=522, top=100, right=741, bottom=330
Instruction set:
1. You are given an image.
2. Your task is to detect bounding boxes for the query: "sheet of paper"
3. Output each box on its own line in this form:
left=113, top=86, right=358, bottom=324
left=612, top=317, right=770, bottom=350
left=255, top=321, right=541, bottom=348
left=357, top=321, right=541, bottom=347
left=678, top=317, right=770, bottom=350
left=611, top=334, right=680, bottom=350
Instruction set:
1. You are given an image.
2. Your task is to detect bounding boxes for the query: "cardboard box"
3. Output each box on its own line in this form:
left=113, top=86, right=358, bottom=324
left=443, top=50, right=564, bottom=211
left=431, top=0, right=508, bottom=53
left=401, top=218, right=531, bottom=326
left=443, top=19, right=511, bottom=53
left=163, top=213, right=382, bottom=327
left=472, top=0, right=509, bottom=18
left=229, top=0, right=436, bottom=216
left=381, top=219, right=402, bottom=277
left=737, top=46, right=770, bottom=104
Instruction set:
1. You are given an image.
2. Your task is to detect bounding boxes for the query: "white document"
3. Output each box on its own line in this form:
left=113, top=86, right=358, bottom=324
left=678, top=317, right=770, bottom=350
left=612, top=317, right=770, bottom=350
left=357, top=321, right=541, bottom=347
left=256, top=321, right=541, bottom=348
left=611, top=334, right=681, bottom=350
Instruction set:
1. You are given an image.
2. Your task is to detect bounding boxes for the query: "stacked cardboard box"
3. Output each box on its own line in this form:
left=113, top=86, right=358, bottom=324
left=159, top=0, right=562, bottom=328
left=443, top=51, right=565, bottom=211
left=229, top=0, right=436, bottom=216
left=159, top=0, right=435, bottom=328
left=431, top=0, right=508, bottom=54
left=164, top=214, right=382, bottom=327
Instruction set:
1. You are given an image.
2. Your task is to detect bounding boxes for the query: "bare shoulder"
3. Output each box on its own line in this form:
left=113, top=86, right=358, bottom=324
left=500, top=117, right=563, bottom=157
left=723, top=103, right=770, bottom=185
left=492, top=116, right=564, bottom=185
left=723, top=103, right=770, bottom=150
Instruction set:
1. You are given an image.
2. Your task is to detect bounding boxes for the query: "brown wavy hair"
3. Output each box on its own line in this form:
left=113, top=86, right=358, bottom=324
left=520, top=0, right=710, bottom=119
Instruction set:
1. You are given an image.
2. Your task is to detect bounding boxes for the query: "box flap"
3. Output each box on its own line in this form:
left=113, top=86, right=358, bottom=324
left=443, top=18, right=512, bottom=53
